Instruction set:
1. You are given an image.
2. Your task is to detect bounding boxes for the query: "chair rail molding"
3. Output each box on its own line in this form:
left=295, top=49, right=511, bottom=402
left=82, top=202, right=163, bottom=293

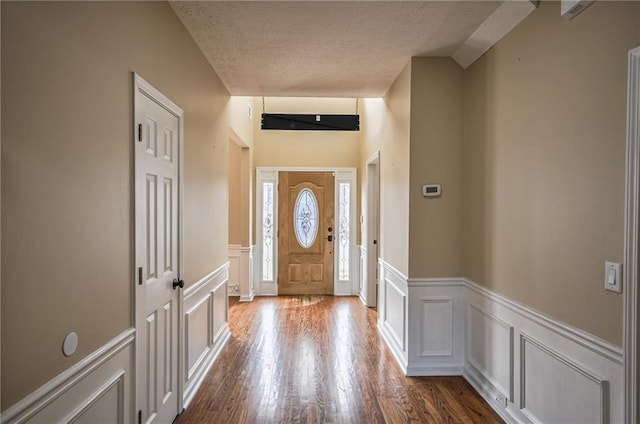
left=1, top=329, right=135, bottom=424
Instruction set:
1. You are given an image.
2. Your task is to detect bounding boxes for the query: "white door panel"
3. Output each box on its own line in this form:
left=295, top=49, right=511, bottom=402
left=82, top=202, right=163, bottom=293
left=135, top=77, right=182, bottom=424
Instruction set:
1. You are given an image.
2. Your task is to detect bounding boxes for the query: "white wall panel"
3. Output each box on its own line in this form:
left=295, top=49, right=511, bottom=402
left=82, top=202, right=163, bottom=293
left=467, top=303, right=513, bottom=401
left=520, top=335, right=608, bottom=424
left=378, top=260, right=408, bottom=373
left=463, top=279, right=623, bottom=424
left=212, top=283, right=228, bottom=343
left=182, top=263, right=231, bottom=408
left=70, top=373, right=124, bottom=424
left=227, top=248, right=241, bottom=296
left=406, top=279, right=466, bottom=376
left=385, top=278, right=406, bottom=350
left=420, top=297, right=453, bottom=357
left=185, top=297, right=210, bottom=380
left=2, top=330, right=134, bottom=424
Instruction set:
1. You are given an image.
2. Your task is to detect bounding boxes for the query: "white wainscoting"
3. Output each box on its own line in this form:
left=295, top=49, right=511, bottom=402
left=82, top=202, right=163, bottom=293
left=359, top=246, right=366, bottom=305
left=228, top=245, right=254, bottom=301
left=378, top=260, right=408, bottom=373
left=406, top=278, right=466, bottom=377
left=376, top=264, right=624, bottom=423
left=463, top=279, right=623, bottom=424
left=182, top=263, right=232, bottom=409
left=1, top=329, right=135, bottom=424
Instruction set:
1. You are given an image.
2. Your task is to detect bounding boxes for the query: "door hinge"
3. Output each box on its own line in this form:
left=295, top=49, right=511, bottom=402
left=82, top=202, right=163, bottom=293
left=138, top=409, right=142, bottom=424
left=137, top=124, right=142, bottom=142
left=138, top=267, right=143, bottom=285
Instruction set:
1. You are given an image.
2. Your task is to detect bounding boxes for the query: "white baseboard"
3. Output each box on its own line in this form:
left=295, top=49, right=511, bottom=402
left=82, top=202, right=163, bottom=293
left=1, top=329, right=135, bottom=424
left=239, top=293, right=255, bottom=302
left=182, top=263, right=232, bottom=409
left=406, top=365, right=463, bottom=377
left=464, top=367, right=526, bottom=424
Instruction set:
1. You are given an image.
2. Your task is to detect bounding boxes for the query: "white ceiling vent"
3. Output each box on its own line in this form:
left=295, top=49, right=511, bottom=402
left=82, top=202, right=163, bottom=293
left=561, top=0, right=596, bottom=20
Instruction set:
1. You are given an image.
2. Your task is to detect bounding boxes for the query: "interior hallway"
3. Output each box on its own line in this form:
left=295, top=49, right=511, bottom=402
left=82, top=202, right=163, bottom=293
left=175, top=297, right=502, bottom=424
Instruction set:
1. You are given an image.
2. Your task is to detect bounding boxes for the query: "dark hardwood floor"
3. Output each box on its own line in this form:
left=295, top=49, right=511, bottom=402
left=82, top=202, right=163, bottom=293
left=175, top=296, right=503, bottom=424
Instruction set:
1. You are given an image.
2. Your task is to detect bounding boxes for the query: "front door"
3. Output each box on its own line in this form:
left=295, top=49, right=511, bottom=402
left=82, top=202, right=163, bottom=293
left=135, top=76, right=181, bottom=424
left=278, top=172, right=335, bottom=295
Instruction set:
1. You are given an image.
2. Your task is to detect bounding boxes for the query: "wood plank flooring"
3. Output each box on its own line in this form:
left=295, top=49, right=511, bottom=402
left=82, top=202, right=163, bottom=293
left=174, top=296, right=503, bottom=424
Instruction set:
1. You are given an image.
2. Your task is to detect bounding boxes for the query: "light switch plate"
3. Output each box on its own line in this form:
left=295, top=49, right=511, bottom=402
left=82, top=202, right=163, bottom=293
left=605, top=261, right=622, bottom=293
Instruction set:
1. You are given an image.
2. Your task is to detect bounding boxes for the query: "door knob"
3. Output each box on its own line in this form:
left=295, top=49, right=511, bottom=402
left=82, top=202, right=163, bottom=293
left=172, top=278, right=184, bottom=290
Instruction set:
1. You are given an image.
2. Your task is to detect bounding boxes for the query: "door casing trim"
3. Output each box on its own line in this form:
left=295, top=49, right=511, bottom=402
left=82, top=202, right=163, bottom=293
left=624, top=45, right=640, bottom=424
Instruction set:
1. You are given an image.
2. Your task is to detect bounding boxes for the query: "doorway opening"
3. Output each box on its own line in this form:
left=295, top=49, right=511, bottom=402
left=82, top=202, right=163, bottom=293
left=255, top=167, right=358, bottom=297
left=228, top=130, right=253, bottom=301
left=362, top=151, right=380, bottom=308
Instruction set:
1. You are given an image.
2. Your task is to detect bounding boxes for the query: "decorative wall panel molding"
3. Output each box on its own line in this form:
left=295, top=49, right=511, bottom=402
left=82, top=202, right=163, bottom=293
left=467, top=303, right=514, bottom=402
left=182, top=263, right=231, bottom=409
left=405, top=278, right=466, bottom=377
left=228, top=245, right=253, bottom=301
left=519, top=334, right=609, bottom=424
left=463, top=278, right=622, bottom=424
left=420, top=297, right=453, bottom=357
left=1, top=329, right=135, bottom=424
left=378, top=270, right=624, bottom=423
left=378, top=260, right=408, bottom=373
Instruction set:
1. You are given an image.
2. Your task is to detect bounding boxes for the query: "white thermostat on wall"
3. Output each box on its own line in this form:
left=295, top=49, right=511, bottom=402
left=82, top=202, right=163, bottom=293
left=422, top=184, right=441, bottom=197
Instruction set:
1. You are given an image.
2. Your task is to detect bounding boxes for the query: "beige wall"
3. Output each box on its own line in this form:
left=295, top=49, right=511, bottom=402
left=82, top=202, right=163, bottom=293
left=361, top=62, right=411, bottom=275
left=228, top=96, right=254, bottom=247
left=408, top=58, right=464, bottom=278
left=1, top=1, right=229, bottom=408
left=463, top=1, right=640, bottom=345
left=229, top=96, right=254, bottom=148
left=228, top=139, right=243, bottom=245
left=253, top=97, right=361, bottom=169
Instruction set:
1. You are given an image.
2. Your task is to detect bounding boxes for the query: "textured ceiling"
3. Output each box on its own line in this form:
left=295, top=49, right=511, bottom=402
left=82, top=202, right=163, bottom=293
left=171, top=1, right=504, bottom=97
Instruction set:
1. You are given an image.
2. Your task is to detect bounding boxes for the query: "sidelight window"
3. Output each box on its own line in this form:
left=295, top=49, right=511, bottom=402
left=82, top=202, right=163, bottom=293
left=262, top=182, right=274, bottom=281
left=338, top=182, right=350, bottom=281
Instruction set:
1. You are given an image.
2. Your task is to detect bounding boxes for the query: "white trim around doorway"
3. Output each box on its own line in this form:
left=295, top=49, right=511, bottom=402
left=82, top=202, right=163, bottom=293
left=624, top=45, right=640, bottom=424
left=363, top=151, right=380, bottom=308
left=255, top=167, right=358, bottom=297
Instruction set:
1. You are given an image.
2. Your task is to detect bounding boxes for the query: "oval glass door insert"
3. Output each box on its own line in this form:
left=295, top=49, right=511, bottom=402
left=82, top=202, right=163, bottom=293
left=294, top=189, right=319, bottom=248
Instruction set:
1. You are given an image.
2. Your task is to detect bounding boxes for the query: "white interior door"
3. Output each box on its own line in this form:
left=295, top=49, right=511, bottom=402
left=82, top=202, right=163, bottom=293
left=135, top=75, right=182, bottom=424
